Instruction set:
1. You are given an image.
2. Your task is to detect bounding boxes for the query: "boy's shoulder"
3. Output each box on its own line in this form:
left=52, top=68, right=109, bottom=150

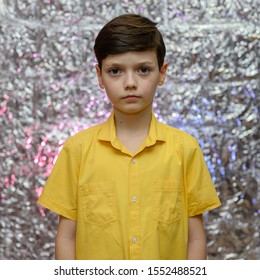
left=157, top=120, right=198, bottom=145
left=64, top=122, right=105, bottom=146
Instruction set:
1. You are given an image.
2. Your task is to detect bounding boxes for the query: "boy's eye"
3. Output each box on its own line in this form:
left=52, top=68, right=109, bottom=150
left=139, top=66, right=151, bottom=74
left=108, top=68, right=121, bottom=75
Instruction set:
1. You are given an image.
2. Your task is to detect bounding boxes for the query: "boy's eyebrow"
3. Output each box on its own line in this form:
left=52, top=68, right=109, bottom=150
left=103, top=61, right=156, bottom=68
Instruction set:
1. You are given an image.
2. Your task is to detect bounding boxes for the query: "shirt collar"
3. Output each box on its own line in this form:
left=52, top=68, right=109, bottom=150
left=98, top=111, right=166, bottom=148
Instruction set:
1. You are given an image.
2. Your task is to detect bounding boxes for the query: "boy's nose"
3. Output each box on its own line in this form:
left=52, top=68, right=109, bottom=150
left=124, top=72, right=137, bottom=89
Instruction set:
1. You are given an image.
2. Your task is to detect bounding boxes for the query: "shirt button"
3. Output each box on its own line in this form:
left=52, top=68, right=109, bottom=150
left=131, top=196, right=137, bottom=203
left=132, top=158, right=136, bottom=164
left=132, top=236, right=138, bottom=243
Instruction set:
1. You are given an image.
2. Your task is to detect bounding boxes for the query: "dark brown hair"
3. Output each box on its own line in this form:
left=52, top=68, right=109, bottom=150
left=94, top=14, right=166, bottom=69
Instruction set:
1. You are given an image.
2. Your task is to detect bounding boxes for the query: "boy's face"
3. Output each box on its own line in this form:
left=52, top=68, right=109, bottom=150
left=96, top=50, right=167, bottom=116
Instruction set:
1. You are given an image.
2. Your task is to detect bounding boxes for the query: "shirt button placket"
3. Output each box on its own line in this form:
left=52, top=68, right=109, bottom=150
left=129, top=157, right=140, bottom=259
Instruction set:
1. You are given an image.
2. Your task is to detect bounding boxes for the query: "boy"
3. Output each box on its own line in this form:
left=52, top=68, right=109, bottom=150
left=38, top=14, right=221, bottom=260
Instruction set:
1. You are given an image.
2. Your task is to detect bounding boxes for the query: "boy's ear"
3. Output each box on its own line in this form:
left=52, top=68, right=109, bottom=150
left=158, top=62, right=168, bottom=86
left=95, top=64, right=105, bottom=89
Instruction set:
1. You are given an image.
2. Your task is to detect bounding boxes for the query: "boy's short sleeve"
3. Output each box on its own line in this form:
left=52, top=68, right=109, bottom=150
left=37, top=139, right=80, bottom=220
left=186, top=139, right=221, bottom=217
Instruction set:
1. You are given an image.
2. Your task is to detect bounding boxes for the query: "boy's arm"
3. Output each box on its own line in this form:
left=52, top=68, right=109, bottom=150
left=55, top=215, right=76, bottom=260
left=187, top=214, right=207, bottom=260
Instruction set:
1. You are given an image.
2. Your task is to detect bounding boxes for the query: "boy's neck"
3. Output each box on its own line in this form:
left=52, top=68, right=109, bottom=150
left=113, top=108, right=152, bottom=134
left=113, top=108, right=152, bottom=155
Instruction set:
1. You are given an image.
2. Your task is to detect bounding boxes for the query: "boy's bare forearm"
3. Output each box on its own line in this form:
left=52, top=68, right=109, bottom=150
left=55, top=235, right=76, bottom=260
left=55, top=215, right=76, bottom=260
left=187, top=215, right=207, bottom=260
left=187, top=239, right=207, bottom=260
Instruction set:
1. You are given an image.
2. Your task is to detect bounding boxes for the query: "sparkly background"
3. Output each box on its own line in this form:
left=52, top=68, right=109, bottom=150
left=0, top=0, right=259, bottom=260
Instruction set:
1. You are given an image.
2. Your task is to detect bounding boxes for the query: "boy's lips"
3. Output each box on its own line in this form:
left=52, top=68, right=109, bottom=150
left=123, top=95, right=140, bottom=99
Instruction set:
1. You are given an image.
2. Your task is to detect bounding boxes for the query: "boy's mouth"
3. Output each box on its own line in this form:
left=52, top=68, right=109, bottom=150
left=123, top=95, right=140, bottom=99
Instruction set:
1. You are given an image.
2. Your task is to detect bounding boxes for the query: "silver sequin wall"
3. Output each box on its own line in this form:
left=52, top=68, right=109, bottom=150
left=0, top=0, right=259, bottom=260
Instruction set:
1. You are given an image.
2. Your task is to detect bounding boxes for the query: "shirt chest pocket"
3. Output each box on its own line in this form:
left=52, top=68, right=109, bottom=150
left=80, top=182, right=117, bottom=226
left=153, top=180, right=182, bottom=224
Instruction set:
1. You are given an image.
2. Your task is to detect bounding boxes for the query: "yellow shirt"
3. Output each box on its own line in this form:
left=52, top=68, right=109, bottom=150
left=38, top=112, right=221, bottom=260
